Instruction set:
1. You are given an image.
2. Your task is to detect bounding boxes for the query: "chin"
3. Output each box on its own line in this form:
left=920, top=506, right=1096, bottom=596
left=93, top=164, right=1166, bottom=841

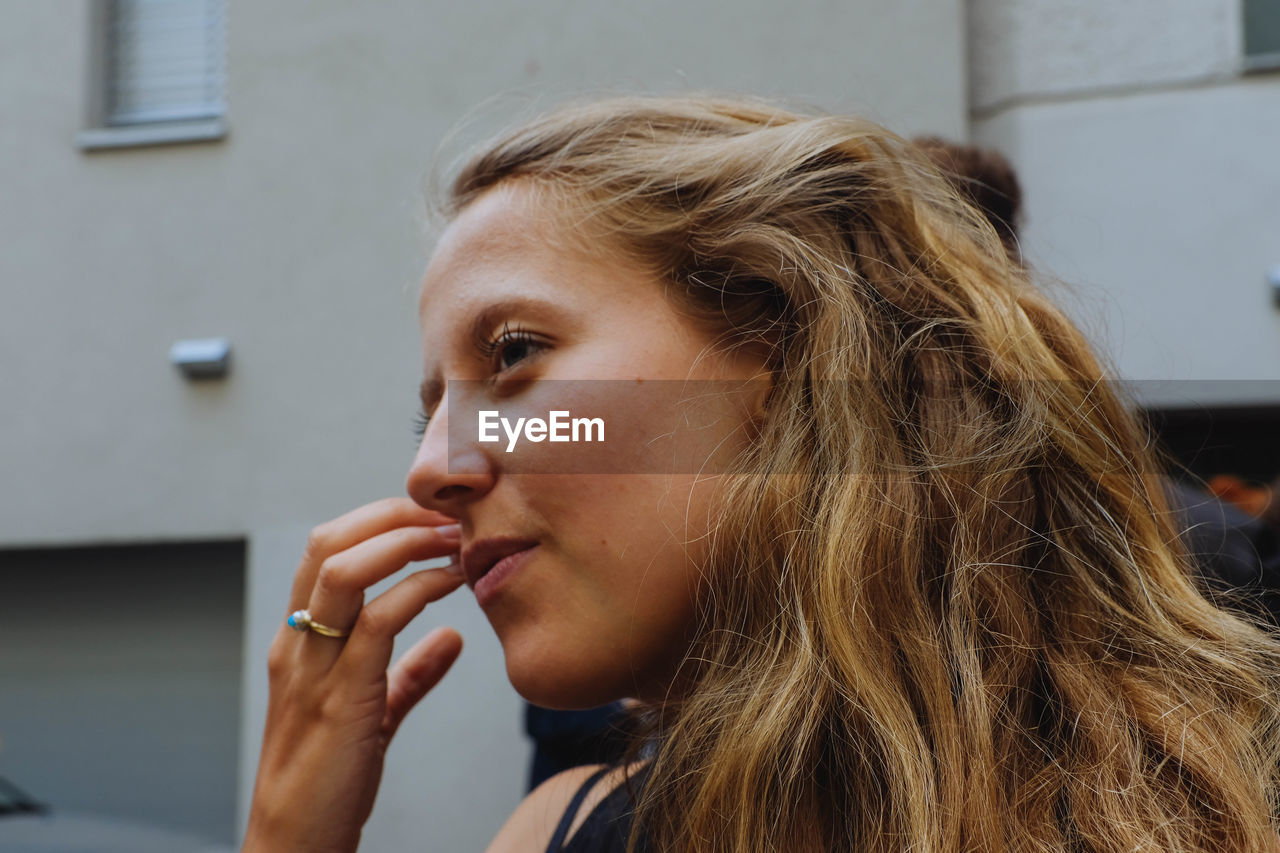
left=501, top=636, right=634, bottom=710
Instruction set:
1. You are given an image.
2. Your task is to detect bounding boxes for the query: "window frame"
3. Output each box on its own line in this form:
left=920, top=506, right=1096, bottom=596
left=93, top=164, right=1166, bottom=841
left=79, top=0, right=229, bottom=151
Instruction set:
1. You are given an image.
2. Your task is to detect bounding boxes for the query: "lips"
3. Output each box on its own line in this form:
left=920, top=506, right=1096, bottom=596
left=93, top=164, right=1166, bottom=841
left=461, top=537, right=539, bottom=589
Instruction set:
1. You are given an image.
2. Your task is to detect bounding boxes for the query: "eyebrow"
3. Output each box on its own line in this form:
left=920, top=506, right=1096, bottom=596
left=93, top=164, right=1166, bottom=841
left=417, top=295, right=575, bottom=413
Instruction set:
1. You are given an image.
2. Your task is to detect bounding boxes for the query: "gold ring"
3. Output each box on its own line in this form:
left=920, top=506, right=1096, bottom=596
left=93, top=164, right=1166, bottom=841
left=286, top=609, right=350, bottom=638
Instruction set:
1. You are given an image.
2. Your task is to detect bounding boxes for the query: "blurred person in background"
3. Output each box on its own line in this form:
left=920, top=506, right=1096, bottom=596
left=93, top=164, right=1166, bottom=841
left=915, top=134, right=1280, bottom=628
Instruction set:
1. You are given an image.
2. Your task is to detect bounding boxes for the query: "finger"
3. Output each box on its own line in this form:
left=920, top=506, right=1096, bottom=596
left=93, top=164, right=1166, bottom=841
left=302, top=526, right=462, bottom=661
left=290, top=497, right=460, bottom=612
left=382, top=626, right=464, bottom=739
left=336, top=567, right=465, bottom=678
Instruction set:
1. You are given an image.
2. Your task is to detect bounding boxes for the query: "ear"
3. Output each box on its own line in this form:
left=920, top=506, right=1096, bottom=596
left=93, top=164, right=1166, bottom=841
left=747, top=369, right=775, bottom=421
left=739, top=333, right=781, bottom=421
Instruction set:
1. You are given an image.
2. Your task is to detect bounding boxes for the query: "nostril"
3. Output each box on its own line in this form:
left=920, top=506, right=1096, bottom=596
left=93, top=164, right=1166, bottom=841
left=435, top=484, right=471, bottom=501
left=406, top=446, right=496, bottom=511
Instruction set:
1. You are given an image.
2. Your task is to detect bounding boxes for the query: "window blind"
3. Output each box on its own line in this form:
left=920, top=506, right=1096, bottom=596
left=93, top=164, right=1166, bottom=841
left=106, top=0, right=227, bottom=126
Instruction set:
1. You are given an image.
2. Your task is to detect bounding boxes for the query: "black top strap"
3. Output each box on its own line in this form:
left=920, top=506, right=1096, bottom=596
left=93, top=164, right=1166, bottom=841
left=544, top=764, right=614, bottom=853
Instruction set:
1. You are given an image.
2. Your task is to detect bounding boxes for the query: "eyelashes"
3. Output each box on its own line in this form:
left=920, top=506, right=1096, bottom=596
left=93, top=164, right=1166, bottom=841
left=413, top=323, right=547, bottom=442
left=478, top=322, right=544, bottom=373
left=412, top=409, right=431, bottom=441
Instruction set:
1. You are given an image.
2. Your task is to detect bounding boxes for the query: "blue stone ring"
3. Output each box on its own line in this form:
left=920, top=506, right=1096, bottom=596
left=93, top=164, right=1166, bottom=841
left=286, top=609, right=350, bottom=638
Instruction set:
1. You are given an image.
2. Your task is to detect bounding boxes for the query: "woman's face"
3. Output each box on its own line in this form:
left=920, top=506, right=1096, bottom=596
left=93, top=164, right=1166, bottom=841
left=407, top=182, right=770, bottom=709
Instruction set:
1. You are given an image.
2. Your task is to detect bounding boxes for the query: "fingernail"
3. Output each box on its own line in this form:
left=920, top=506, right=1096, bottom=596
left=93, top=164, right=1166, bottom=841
left=436, top=523, right=461, bottom=542
left=445, top=552, right=464, bottom=576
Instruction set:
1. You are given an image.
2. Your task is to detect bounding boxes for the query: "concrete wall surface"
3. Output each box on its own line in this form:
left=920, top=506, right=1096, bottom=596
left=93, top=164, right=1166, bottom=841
left=970, top=1, right=1280, bottom=407
left=1, top=2, right=967, bottom=850
left=969, top=0, right=1242, bottom=113
left=0, top=0, right=966, bottom=548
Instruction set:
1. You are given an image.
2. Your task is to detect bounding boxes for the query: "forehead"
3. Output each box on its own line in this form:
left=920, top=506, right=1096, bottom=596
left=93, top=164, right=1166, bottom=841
left=420, top=182, right=586, bottom=311
left=415, top=181, right=691, bottom=386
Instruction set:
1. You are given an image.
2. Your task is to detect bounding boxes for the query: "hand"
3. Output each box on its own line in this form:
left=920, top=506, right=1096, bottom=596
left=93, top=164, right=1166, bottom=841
left=242, top=498, right=466, bottom=853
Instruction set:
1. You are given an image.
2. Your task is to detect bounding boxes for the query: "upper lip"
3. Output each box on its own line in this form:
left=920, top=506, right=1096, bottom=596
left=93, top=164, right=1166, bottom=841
left=461, top=537, right=539, bottom=588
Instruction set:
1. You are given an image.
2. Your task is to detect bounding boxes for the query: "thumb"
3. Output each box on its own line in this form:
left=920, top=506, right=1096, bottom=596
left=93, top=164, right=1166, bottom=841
left=383, top=626, right=463, bottom=739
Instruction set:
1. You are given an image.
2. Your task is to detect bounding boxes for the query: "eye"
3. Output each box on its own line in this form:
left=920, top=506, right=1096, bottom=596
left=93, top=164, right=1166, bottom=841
left=480, top=323, right=546, bottom=374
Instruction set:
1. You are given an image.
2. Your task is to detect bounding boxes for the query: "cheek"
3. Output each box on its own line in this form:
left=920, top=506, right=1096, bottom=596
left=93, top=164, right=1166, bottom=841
left=499, top=475, right=721, bottom=707
left=608, top=475, right=718, bottom=611
left=562, top=474, right=705, bottom=540
left=538, top=474, right=711, bottom=602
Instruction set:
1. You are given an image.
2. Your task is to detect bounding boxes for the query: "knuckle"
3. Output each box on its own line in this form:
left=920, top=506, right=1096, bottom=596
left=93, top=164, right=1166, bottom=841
left=392, top=526, right=428, bottom=552
left=304, top=524, right=335, bottom=561
left=314, top=560, right=349, bottom=595
left=408, top=568, right=438, bottom=593
left=356, top=606, right=389, bottom=637
left=318, top=689, right=356, bottom=725
left=266, top=635, right=291, bottom=678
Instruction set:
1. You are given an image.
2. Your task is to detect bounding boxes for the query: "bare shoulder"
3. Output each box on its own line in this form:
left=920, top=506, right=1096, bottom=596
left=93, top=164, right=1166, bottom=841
left=483, top=761, right=648, bottom=853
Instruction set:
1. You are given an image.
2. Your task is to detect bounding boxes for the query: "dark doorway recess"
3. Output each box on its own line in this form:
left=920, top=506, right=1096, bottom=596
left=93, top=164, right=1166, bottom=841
left=1144, top=404, right=1280, bottom=485
left=0, top=539, right=246, bottom=844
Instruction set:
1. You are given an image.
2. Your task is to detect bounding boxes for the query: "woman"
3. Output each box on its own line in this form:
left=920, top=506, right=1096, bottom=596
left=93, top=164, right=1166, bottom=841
left=243, top=95, right=1280, bottom=852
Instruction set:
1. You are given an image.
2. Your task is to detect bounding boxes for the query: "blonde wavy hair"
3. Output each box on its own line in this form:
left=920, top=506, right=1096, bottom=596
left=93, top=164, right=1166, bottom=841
left=445, top=95, right=1280, bottom=852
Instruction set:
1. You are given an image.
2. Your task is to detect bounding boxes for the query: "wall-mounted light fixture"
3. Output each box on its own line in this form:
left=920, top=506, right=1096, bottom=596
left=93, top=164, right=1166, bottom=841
left=1269, top=266, right=1280, bottom=309
left=169, top=337, right=231, bottom=379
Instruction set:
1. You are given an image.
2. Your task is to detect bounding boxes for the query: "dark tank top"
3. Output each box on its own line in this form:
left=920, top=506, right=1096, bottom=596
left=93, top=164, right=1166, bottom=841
left=544, top=763, right=652, bottom=852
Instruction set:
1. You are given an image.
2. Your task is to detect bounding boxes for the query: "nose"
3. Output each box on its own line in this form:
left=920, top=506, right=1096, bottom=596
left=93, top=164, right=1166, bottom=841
left=405, top=401, right=497, bottom=516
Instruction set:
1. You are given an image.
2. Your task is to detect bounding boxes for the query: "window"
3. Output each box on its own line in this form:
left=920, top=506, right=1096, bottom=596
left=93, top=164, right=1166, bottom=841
left=80, top=0, right=228, bottom=149
left=1244, top=0, right=1280, bottom=72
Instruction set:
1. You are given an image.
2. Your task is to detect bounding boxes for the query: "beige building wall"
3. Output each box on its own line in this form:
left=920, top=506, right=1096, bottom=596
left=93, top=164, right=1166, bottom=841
left=1, top=2, right=966, bottom=849
left=969, top=0, right=1280, bottom=406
